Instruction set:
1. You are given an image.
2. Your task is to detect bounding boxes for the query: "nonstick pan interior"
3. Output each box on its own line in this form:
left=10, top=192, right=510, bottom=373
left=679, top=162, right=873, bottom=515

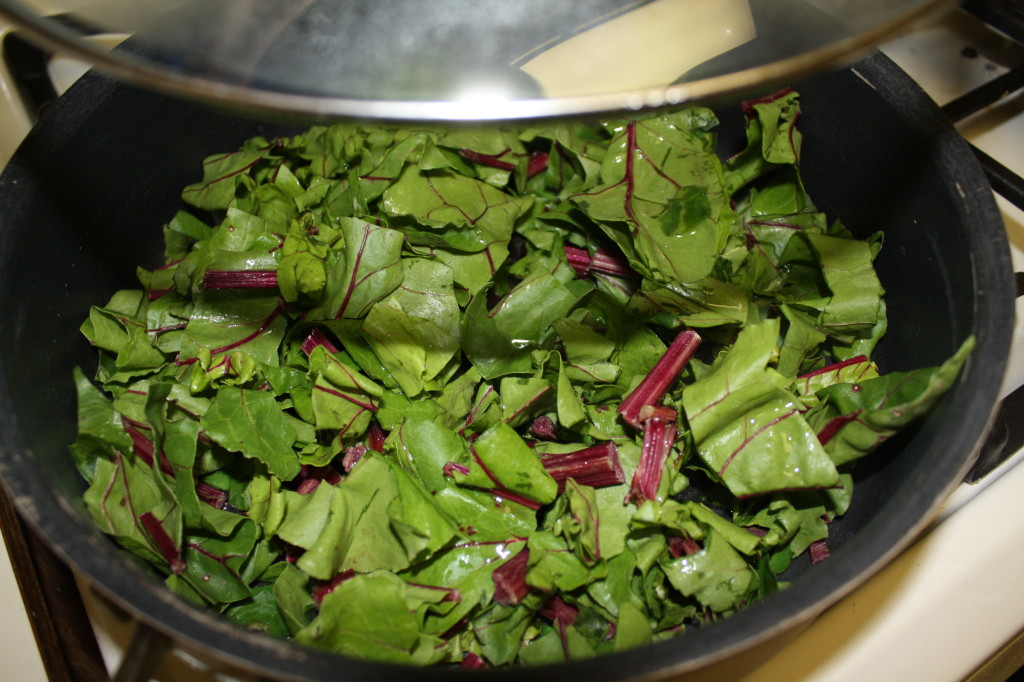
left=0, top=51, right=1013, bottom=680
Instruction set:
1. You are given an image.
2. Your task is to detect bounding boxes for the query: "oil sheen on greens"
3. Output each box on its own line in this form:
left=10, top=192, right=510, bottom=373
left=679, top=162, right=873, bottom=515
left=73, top=90, right=971, bottom=668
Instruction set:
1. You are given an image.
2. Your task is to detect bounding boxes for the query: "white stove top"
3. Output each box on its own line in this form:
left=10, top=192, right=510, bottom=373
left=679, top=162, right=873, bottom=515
left=1, top=6, right=1022, bottom=681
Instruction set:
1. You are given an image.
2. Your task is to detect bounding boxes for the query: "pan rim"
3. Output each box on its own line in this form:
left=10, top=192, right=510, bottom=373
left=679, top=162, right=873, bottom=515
left=0, top=50, right=1014, bottom=681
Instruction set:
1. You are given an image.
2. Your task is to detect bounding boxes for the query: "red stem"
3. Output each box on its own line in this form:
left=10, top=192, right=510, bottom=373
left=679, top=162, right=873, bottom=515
left=797, top=355, right=869, bottom=380
left=492, top=549, right=531, bottom=606
left=627, top=407, right=678, bottom=504
left=809, top=539, right=830, bottom=564
left=342, top=443, right=367, bottom=472
left=541, top=442, right=624, bottom=492
left=139, top=511, right=185, bottom=575
left=529, top=415, right=559, bottom=441
left=460, top=653, right=488, bottom=669
left=312, top=569, right=356, bottom=605
left=367, top=423, right=387, bottom=452
left=196, top=482, right=229, bottom=510
left=460, top=148, right=516, bottom=171
left=539, top=595, right=579, bottom=661
left=203, top=270, right=278, bottom=289
left=562, top=245, right=638, bottom=279
left=301, top=328, right=341, bottom=356
left=124, top=423, right=175, bottom=476
left=668, top=533, right=702, bottom=558
left=618, top=330, right=701, bottom=428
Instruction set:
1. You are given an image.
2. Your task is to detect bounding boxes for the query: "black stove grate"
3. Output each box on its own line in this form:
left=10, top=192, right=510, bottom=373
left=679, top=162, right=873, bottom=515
left=963, top=0, right=1024, bottom=44
left=948, top=0, right=1024, bottom=214
left=949, top=0, right=1024, bottom=482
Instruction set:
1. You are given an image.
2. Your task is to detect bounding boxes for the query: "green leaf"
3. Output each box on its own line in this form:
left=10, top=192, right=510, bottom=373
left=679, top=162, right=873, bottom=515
left=806, top=232, right=884, bottom=337
left=431, top=487, right=537, bottom=542
left=181, top=149, right=270, bottom=211
left=390, top=418, right=469, bottom=491
left=292, top=455, right=457, bottom=577
left=587, top=548, right=638, bottom=619
left=430, top=242, right=509, bottom=295
left=201, top=388, right=300, bottom=480
left=83, top=453, right=180, bottom=570
left=386, top=467, right=460, bottom=564
left=277, top=249, right=327, bottom=306
left=551, top=480, right=602, bottom=565
left=374, top=391, right=445, bottom=431
left=165, top=414, right=243, bottom=537
left=180, top=520, right=259, bottom=604
left=273, top=563, right=314, bottom=635
left=275, top=484, right=335, bottom=549
left=811, top=336, right=974, bottom=466
left=526, top=530, right=596, bottom=592
left=434, top=366, right=482, bottom=428
left=518, top=627, right=596, bottom=665
left=629, top=277, right=749, bottom=329
left=552, top=318, right=616, bottom=366
left=307, top=346, right=382, bottom=437
left=662, top=530, right=755, bottom=613
left=683, top=320, right=839, bottom=496
left=614, top=601, right=653, bottom=652
left=296, top=571, right=438, bottom=663
left=70, top=368, right=133, bottom=479
left=381, top=165, right=530, bottom=251
left=167, top=210, right=213, bottom=242
left=571, top=114, right=730, bottom=284
left=178, top=291, right=285, bottom=368
left=556, top=357, right=587, bottom=429
left=461, top=288, right=535, bottom=380
left=454, top=422, right=557, bottom=505
left=793, top=354, right=879, bottom=407
left=312, top=217, right=405, bottom=320
left=499, top=374, right=553, bottom=428
left=81, top=298, right=167, bottom=378
left=361, top=258, right=461, bottom=396
left=471, top=604, right=534, bottom=666
left=491, top=273, right=581, bottom=348
left=777, top=304, right=827, bottom=378
left=225, top=584, right=291, bottom=638
left=724, top=89, right=802, bottom=193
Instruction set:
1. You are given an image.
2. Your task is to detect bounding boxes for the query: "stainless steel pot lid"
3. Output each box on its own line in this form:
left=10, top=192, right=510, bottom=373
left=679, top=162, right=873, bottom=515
left=0, top=0, right=957, bottom=120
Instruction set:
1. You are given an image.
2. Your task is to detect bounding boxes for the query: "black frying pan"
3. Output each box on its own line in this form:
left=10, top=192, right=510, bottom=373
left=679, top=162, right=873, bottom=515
left=0, top=51, right=1013, bottom=680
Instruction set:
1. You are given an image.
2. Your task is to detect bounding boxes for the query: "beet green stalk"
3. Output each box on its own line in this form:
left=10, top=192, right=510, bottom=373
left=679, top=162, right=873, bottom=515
left=139, top=511, right=185, bottom=575
left=618, top=330, right=701, bottom=428
left=300, top=328, right=341, bottom=356
left=627, top=406, right=679, bottom=504
left=541, top=442, right=625, bottom=492
left=492, top=548, right=531, bottom=606
left=563, top=245, right=640, bottom=279
left=203, top=270, right=278, bottom=289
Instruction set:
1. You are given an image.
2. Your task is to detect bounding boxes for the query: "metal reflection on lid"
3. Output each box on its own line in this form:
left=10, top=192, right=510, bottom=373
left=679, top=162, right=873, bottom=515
left=0, top=0, right=958, bottom=120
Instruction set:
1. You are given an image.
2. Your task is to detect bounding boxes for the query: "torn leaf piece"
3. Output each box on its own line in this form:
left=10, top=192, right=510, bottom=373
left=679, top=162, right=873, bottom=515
left=683, top=320, right=838, bottom=497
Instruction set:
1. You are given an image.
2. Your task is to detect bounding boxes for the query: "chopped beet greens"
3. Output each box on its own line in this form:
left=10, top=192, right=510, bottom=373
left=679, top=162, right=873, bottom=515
left=73, top=90, right=973, bottom=668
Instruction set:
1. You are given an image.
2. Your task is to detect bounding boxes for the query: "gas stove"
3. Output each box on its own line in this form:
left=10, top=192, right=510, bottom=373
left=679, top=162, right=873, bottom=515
left=1, top=3, right=1023, bottom=681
